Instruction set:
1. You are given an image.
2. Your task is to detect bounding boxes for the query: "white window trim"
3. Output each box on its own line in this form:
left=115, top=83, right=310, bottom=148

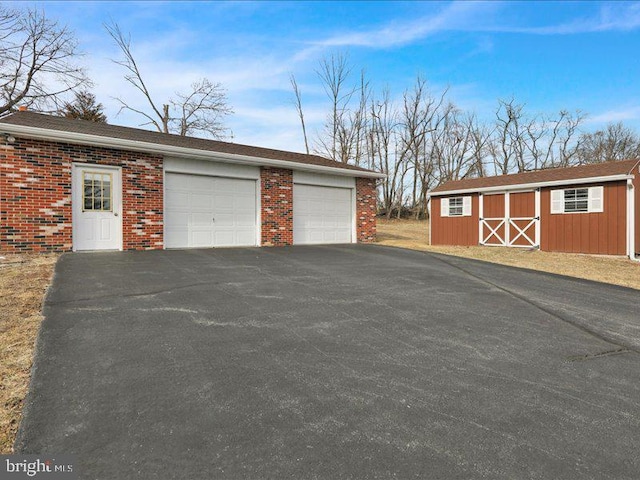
left=550, top=186, right=604, bottom=214
left=441, top=196, right=472, bottom=217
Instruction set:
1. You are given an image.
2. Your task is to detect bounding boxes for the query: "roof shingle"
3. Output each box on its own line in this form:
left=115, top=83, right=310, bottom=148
left=431, top=159, right=640, bottom=194
left=0, top=111, right=374, bottom=174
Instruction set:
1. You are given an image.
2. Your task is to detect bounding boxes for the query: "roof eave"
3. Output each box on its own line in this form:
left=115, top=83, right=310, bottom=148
left=428, top=173, right=634, bottom=197
left=0, top=123, right=387, bottom=179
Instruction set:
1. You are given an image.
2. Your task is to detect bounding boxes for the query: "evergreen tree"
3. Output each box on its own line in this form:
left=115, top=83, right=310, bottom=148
left=60, top=91, right=107, bottom=123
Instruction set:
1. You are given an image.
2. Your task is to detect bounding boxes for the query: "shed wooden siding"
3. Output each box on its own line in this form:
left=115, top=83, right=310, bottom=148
left=431, top=194, right=479, bottom=246
left=540, top=181, right=627, bottom=255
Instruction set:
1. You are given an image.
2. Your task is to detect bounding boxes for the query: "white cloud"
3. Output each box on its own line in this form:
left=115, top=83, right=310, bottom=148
left=300, top=1, right=640, bottom=54
left=587, top=105, right=640, bottom=124
left=310, top=2, right=489, bottom=49
left=69, top=1, right=640, bottom=152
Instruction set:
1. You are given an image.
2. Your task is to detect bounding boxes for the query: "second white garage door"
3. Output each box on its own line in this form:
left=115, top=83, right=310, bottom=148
left=165, top=173, right=257, bottom=248
left=293, top=184, right=352, bottom=244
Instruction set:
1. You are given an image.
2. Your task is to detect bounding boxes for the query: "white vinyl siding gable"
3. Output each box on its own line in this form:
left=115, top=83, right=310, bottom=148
left=550, top=186, right=604, bottom=214
left=441, top=196, right=471, bottom=217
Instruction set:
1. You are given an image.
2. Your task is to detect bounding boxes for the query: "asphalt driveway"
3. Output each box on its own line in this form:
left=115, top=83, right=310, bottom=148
left=16, top=245, right=640, bottom=479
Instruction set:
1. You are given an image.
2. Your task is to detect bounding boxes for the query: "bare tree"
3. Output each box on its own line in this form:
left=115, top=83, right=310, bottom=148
left=489, top=100, right=585, bottom=174
left=106, top=22, right=232, bottom=138
left=524, top=110, right=585, bottom=169
left=290, top=74, right=309, bottom=154
left=315, top=52, right=357, bottom=162
left=59, top=90, right=107, bottom=122
left=368, top=88, right=400, bottom=218
left=397, top=76, right=448, bottom=218
left=576, top=122, right=640, bottom=164
left=490, top=98, right=527, bottom=174
left=0, top=5, right=90, bottom=116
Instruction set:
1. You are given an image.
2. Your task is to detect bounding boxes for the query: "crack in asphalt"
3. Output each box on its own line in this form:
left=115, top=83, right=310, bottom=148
left=428, top=253, right=640, bottom=356
left=566, top=348, right=631, bottom=362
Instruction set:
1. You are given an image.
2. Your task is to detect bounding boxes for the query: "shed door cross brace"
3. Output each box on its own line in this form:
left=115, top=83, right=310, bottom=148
left=479, top=190, right=541, bottom=248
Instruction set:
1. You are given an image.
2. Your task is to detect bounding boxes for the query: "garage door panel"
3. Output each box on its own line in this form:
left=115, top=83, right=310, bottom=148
left=191, top=212, right=213, bottom=227
left=191, top=193, right=214, bottom=210
left=235, top=214, right=257, bottom=227
left=189, top=175, right=214, bottom=190
left=294, top=184, right=353, bottom=245
left=233, top=195, right=256, bottom=210
left=165, top=211, right=188, bottom=228
left=165, top=173, right=257, bottom=248
left=166, top=190, right=189, bottom=210
left=214, top=213, right=236, bottom=227
left=192, top=231, right=214, bottom=248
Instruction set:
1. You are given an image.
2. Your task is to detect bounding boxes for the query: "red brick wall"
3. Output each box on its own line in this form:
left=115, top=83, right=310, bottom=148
left=0, top=137, right=163, bottom=252
left=356, top=177, right=377, bottom=242
left=260, top=167, right=293, bottom=246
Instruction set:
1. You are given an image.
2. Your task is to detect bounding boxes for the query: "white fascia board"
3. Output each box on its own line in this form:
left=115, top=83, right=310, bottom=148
left=428, top=174, right=633, bottom=197
left=0, top=123, right=386, bottom=179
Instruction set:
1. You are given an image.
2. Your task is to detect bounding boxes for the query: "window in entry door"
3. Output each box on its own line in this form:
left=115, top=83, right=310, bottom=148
left=83, top=172, right=112, bottom=211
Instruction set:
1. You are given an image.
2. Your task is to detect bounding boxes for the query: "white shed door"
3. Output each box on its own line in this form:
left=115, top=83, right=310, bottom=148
left=165, top=173, right=256, bottom=248
left=293, top=184, right=352, bottom=245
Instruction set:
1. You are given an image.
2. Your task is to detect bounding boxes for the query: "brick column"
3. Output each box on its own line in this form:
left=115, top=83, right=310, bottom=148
left=260, top=167, right=293, bottom=246
left=356, top=177, right=377, bottom=243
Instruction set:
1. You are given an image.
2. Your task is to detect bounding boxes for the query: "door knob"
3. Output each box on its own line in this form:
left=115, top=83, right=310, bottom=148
left=114, top=212, right=119, bottom=217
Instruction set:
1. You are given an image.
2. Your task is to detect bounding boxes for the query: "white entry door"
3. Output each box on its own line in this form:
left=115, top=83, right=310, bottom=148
left=165, top=173, right=257, bottom=248
left=72, top=164, right=122, bottom=251
left=293, top=184, right=353, bottom=245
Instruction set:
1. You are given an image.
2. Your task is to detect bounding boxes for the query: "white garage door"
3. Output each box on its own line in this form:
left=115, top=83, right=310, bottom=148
left=165, top=173, right=256, bottom=248
left=293, top=184, right=352, bottom=245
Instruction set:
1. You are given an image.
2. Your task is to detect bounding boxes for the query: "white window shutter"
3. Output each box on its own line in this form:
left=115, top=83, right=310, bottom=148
left=462, top=196, right=472, bottom=216
left=588, top=186, right=604, bottom=213
left=550, top=190, right=564, bottom=214
left=440, top=198, right=449, bottom=217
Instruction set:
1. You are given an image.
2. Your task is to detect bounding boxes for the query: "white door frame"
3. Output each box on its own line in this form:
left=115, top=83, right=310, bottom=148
left=72, top=163, right=123, bottom=251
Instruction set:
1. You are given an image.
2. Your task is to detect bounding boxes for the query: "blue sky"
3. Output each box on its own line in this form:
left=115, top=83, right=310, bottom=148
left=28, top=1, right=640, bottom=152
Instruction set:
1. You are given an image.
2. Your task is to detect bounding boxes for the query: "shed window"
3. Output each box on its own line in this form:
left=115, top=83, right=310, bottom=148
left=563, top=188, right=588, bottom=213
left=440, top=196, right=472, bottom=217
left=550, top=186, right=604, bottom=214
left=448, top=197, right=464, bottom=216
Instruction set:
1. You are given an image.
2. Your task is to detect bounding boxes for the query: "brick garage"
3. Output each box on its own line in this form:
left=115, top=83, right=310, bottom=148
left=0, top=112, right=383, bottom=252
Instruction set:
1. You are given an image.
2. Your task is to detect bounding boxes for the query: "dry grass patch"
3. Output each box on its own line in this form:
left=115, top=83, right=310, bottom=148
left=377, top=218, right=640, bottom=291
left=0, top=253, right=58, bottom=453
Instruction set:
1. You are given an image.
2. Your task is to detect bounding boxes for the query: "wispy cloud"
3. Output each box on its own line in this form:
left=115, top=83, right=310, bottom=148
left=587, top=105, right=640, bottom=124
left=313, top=2, right=484, bottom=48
left=300, top=1, right=640, bottom=54
left=500, top=3, right=640, bottom=35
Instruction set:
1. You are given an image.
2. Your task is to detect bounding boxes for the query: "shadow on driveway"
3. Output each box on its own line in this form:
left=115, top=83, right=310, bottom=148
left=16, top=245, right=640, bottom=479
